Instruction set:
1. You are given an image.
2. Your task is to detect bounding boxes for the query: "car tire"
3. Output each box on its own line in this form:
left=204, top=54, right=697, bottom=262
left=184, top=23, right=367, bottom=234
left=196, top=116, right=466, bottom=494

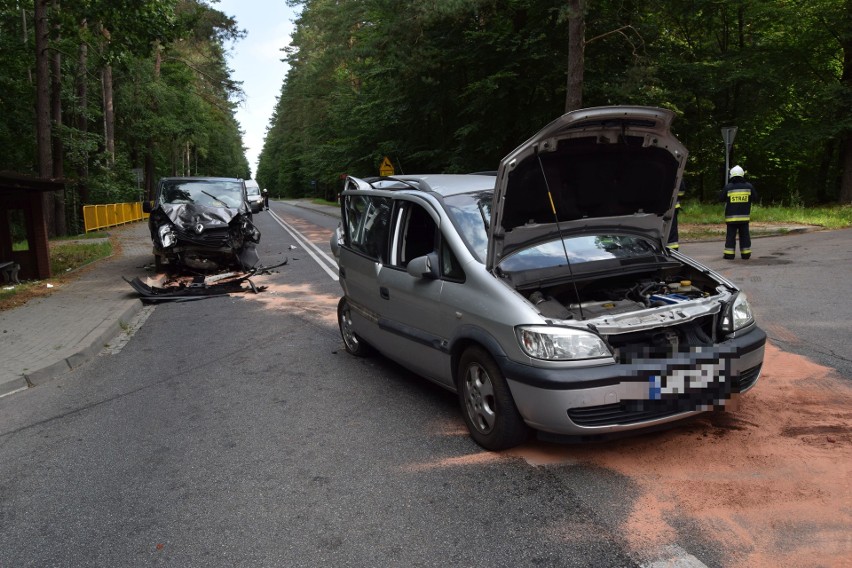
left=458, top=346, right=530, bottom=451
left=338, top=297, right=374, bottom=357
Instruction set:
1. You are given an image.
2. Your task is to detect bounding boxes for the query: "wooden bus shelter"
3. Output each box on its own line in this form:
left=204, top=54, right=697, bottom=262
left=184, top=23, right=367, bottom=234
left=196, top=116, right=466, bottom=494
left=0, top=173, right=65, bottom=281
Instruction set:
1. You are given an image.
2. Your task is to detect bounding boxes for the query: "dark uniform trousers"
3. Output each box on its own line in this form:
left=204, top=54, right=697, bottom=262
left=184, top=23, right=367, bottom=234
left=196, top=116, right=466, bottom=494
left=720, top=178, right=756, bottom=259
left=724, top=223, right=751, bottom=259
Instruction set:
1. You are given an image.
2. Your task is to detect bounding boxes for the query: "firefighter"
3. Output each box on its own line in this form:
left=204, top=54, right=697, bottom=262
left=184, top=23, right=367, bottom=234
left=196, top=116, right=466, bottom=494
left=719, top=165, right=757, bottom=259
left=667, top=179, right=686, bottom=250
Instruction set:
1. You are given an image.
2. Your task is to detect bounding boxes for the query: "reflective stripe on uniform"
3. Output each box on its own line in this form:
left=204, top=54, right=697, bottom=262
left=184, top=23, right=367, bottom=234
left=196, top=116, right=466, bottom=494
left=726, top=215, right=751, bottom=222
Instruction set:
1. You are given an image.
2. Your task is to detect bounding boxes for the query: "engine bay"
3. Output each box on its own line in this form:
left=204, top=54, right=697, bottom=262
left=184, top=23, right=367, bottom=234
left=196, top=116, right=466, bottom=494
left=521, top=266, right=721, bottom=322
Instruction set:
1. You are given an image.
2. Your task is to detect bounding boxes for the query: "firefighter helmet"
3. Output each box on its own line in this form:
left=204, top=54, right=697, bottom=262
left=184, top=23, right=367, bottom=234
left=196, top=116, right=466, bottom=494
left=730, top=165, right=745, bottom=178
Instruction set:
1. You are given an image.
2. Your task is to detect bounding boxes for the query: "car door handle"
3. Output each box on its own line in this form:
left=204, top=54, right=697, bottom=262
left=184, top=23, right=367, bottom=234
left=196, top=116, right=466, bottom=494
left=380, top=286, right=389, bottom=300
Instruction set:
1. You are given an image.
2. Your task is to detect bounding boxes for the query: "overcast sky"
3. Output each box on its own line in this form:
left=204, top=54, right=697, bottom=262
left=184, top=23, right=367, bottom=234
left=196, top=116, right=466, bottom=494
left=214, top=0, right=300, bottom=178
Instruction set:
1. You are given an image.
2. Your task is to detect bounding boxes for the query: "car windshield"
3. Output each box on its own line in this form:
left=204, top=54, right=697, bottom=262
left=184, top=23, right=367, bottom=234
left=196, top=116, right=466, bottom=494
left=161, top=180, right=244, bottom=208
left=444, top=190, right=493, bottom=262
left=499, top=234, right=658, bottom=272
left=246, top=185, right=260, bottom=196
left=444, top=191, right=659, bottom=269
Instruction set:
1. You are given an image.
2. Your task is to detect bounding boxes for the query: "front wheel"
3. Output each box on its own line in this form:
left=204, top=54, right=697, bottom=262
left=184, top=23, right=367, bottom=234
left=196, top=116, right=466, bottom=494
left=337, top=297, right=374, bottom=357
left=457, top=346, right=530, bottom=451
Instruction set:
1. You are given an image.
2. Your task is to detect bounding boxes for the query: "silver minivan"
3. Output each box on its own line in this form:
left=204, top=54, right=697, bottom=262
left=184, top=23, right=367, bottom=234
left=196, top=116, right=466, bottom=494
left=331, top=106, right=766, bottom=450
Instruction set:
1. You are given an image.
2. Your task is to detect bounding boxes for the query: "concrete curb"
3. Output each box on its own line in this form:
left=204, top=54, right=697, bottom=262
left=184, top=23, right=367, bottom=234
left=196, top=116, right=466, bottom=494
left=23, top=298, right=144, bottom=388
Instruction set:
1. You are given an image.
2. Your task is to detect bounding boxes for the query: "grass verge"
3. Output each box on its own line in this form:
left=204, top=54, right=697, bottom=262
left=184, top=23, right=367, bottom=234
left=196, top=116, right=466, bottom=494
left=0, top=236, right=113, bottom=311
left=679, top=202, right=852, bottom=229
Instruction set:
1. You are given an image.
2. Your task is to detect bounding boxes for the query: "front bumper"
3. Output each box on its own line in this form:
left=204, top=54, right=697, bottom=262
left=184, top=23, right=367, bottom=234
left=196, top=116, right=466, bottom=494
left=505, top=327, right=766, bottom=435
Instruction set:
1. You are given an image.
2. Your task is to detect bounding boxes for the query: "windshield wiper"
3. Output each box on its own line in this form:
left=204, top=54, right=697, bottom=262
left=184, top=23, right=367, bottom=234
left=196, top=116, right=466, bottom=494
left=201, top=190, right=226, bottom=203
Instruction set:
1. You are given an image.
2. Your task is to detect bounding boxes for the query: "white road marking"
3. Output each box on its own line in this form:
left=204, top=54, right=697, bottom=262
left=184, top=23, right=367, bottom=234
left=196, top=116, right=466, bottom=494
left=268, top=209, right=339, bottom=281
left=101, top=305, right=156, bottom=356
left=641, top=545, right=709, bottom=568
left=0, top=386, right=28, bottom=399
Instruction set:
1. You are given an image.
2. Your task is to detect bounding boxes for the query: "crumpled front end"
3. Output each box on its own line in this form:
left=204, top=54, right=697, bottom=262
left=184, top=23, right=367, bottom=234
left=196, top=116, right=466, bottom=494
left=505, top=326, right=765, bottom=436
left=150, top=203, right=261, bottom=272
left=495, top=249, right=767, bottom=437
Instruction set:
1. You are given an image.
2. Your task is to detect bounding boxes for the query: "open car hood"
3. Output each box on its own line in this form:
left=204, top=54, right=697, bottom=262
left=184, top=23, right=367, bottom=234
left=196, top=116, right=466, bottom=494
left=487, top=106, right=688, bottom=270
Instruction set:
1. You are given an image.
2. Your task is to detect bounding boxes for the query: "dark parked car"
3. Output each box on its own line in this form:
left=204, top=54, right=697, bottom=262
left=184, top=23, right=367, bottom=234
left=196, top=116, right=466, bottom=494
left=330, top=106, right=766, bottom=450
left=143, top=177, right=261, bottom=272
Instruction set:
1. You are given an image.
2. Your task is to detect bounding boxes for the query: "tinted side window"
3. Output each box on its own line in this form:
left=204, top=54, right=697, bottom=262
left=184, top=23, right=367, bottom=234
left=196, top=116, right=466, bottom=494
left=392, top=203, right=465, bottom=281
left=394, top=203, right=438, bottom=267
left=344, top=195, right=392, bottom=261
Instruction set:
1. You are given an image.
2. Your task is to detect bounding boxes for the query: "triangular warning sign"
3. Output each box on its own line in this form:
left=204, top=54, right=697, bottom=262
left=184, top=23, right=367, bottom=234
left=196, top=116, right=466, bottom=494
left=379, top=156, right=394, bottom=176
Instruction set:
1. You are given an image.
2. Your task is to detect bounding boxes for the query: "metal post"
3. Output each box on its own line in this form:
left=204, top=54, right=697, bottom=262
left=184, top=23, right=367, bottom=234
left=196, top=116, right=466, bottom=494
left=721, top=127, right=737, bottom=184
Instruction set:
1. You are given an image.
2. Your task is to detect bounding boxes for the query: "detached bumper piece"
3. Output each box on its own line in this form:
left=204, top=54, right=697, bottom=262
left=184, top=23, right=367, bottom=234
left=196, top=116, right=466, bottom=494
left=124, top=260, right=286, bottom=304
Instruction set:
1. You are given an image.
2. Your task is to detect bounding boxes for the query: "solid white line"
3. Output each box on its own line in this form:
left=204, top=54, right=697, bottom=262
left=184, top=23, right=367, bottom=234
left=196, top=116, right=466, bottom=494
left=269, top=209, right=339, bottom=270
left=0, top=385, right=29, bottom=399
left=268, top=210, right=340, bottom=281
left=641, top=545, right=709, bottom=568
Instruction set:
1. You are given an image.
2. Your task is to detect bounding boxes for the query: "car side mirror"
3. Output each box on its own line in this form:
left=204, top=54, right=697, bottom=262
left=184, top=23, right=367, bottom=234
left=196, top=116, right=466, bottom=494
left=406, top=252, right=439, bottom=279
left=142, top=201, right=153, bottom=213
left=329, top=225, right=343, bottom=258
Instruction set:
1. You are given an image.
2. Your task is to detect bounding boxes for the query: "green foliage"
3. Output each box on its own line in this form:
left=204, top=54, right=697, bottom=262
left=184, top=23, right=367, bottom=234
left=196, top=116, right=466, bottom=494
left=260, top=0, right=851, bottom=205
left=0, top=0, right=249, bottom=212
left=678, top=201, right=852, bottom=230
left=0, top=2, right=38, bottom=171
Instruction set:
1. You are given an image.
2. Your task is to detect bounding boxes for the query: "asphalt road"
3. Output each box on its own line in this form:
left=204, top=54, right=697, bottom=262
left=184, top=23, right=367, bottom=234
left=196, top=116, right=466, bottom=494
left=0, top=203, right=848, bottom=567
left=677, top=228, right=852, bottom=380
left=0, top=205, right=639, bottom=567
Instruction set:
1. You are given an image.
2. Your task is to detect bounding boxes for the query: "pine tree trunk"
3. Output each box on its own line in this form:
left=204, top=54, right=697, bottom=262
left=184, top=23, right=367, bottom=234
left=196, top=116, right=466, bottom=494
left=840, top=140, right=852, bottom=204
left=76, top=26, right=90, bottom=205
left=144, top=45, right=162, bottom=200
left=102, top=63, right=115, bottom=167
left=564, top=0, right=585, bottom=113
left=839, top=1, right=852, bottom=204
left=51, top=0, right=66, bottom=236
left=35, top=0, right=55, bottom=236
left=35, top=0, right=52, bottom=178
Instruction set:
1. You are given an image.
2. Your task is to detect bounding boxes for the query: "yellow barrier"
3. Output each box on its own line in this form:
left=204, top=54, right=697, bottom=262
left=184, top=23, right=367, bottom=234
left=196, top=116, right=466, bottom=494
left=83, top=202, right=149, bottom=232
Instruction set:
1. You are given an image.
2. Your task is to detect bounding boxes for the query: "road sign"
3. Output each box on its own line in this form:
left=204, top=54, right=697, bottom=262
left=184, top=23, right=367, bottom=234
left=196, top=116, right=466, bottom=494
left=379, top=156, right=394, bottom=176
left=721, top=126, right=737, bottom=149
left=721, top=127, right=738, bottom=183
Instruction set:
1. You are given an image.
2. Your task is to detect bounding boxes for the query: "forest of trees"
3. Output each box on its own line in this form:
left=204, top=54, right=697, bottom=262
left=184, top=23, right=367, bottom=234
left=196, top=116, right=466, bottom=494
left=257, top=0, right=852, bottom=206
left=3, top=0, right=851, bottom=238
left=0, top=0, right=249, bottom=234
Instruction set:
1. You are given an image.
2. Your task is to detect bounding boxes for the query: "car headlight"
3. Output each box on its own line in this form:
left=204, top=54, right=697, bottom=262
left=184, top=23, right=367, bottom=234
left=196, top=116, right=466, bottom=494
left=516, top=325, right=611, bottom=361
left=158, top=224, right=176, bottom=248
left=721, top=292, right=754, bottom=333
